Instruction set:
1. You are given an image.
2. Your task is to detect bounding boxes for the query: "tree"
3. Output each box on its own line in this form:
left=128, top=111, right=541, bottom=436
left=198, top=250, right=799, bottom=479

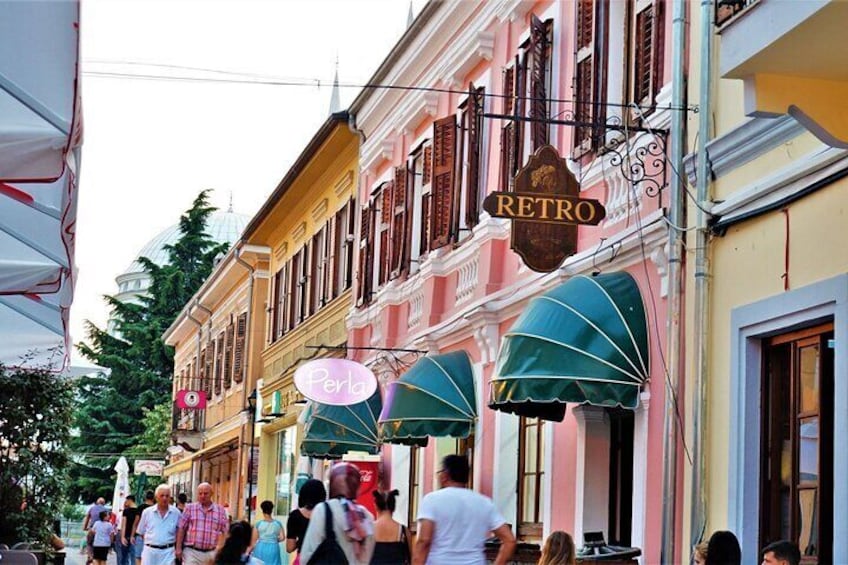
left=0, top=361, right=75, bottom=548
left=71, top=191, right=228, bottom=500
left=130, top=402, right=171, bottom=456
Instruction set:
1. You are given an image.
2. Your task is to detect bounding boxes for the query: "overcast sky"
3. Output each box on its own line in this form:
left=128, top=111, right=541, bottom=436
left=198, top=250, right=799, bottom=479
left=73, top=0, right=421, bottom=343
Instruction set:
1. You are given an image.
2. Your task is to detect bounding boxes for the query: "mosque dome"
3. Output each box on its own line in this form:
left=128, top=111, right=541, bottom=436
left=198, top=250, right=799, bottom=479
left=114, top=208, right=250, bottom=302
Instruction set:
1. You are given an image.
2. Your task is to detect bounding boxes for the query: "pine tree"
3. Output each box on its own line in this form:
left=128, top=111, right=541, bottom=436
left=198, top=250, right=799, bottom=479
left=70, top=191, right=228, bottom=501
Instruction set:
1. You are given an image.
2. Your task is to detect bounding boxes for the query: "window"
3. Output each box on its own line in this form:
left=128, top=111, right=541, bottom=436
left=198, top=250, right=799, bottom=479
left=223, top=322, right=234, bottom=390
left=760, top=324, right=833, bottom=564
left=501, top=16, right=553, bottom=184
left=214, top=332, right=224, bottom=396
left=202, top=346, right=212, bottom=400
left=457, top=85, right=485, bottom=237
left=573, top=0, right=664, bottom=155
left=408, top=143, right=432, bottom=274
left=518, top=416, right=545, bottom=540
left=356, top=202, right=376, bottom=307
left=378, top=182, right=393, bottom=285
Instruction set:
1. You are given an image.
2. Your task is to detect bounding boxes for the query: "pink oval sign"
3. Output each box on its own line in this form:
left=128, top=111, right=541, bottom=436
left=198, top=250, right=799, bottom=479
left=294, top=359, right=378, bottom=406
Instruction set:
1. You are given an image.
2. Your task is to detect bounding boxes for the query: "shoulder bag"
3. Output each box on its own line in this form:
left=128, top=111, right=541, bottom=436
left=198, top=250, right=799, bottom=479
left=306, top=502, right=348, bottom=565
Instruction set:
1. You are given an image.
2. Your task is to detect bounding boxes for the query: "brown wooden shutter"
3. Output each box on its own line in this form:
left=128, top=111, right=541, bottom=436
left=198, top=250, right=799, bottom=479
left=201, top=346, right=211, bottom=399
left=214, top=332, right=224, bottom=396
left=309, top=232, right=321, bottom=314
left=191, top=357, right=197, bottom=390
left=345, top=198, right=355, bottom=290
left=278, top=263, right=288, bottom=336
left=287, top=255, right=298, bottom=330
left=529, top=16, right=551, bottom=149
left=234, top=312, right=246, bottom=384
left=422, top=146, right=433, bottom=185
left=466, top=84, right=483, bottom=227
left=357, top=203, right=376, bottom=306
left=224, top=322, right=234, bottom=389
left=430, top=115, right=457, bottom=249
left=379, top=184, right=392, bottom=284
left=574, top=0, right=596, bottom=153
left=323, top=218, right=334, bottom=304
left=390, top=166, right=408, bottom=276
left=420, top=192, right=430, bottom=256
left=632, top=0, right=663, bottom=113
left=513, top=54, right=527, bottom=168
left=500, top=68, right=515, bottom=192
left=298, top=245, right=308, bottom=322
left=269, top=270, right=279, bottom=342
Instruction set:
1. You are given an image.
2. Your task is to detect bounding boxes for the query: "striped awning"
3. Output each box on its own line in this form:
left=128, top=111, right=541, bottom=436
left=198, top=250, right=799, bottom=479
left=379, top=351, right=476, bottom=446
left=488, top=272, right=650, bottom=421
left=300, top=390, right=382, bottom=459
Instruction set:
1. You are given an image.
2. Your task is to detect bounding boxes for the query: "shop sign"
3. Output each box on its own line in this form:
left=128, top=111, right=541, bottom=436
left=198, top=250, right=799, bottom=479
left=134, top=459, right=165, bottom=476
left=175, top=389, right=207, bottom=410
left=294, top=358, right=378, bottom=406
left=483, top=144, right=606, bottom=272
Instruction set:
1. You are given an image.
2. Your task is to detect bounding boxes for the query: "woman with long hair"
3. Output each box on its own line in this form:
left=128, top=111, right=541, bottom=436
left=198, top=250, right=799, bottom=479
left=705, top=531, right=741, bottom=565
left=251, top=500, right=285, bottom=565
left=538, top=531, right=576, bottom=565
left=286, top=479, right=327, bottom=565
left=370, top=489, right=412, bottom=565
left=215, top=521, right=256, bottom=565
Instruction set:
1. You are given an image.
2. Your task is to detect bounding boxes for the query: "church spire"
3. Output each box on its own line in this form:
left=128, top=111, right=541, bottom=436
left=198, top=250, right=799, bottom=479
left=328, top=56, right=341, bottom=114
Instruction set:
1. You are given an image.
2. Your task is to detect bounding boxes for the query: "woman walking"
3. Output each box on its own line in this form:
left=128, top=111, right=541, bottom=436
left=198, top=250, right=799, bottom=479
left=251, top=500, right=285, bottom=565
left=285, top=479, right=326, bottom=565
left=370, top=490, right=411, bottom=565
left=90, top=510, right=116, bottom=565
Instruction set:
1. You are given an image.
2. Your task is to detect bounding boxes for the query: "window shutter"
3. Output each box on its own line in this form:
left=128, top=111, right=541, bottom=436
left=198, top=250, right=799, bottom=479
left=289, top=252, right=300, bottom=328
left=500, top=68, right=515, bottom=192
left=390, top=166, right=408, bottom=276
left=632, top=0, right=663, bottom=113
left=224, top=322, right=234, bottom=389
left=513, top=54, right=527, bottom=168
left=420, top=192, right=430, bottom=256
left=422, top=146, right=433, bottom=185
left=298, top=245, right=309, bottom=322
left=529, top=16, right=551, bottom=149
left=234, top=312, right=246, bottom=384
left=269, top=270, right=279, bottom=342
left=345, top=198, right=355, bottom=290
left=574, top=0, right=596, bottom=153
left=430, top=114, right=457, bottom=249
left=191, top=357, right=197, bottom=390
left=310, top=231, right=322, bottom=314
left=279, top=262, right=289, bottom=335
left=202, top=346, right=211, bottom=400
left=466, top=84, right=483, bottom=227
left=357, top=203, right=375, bottom=306
left=214, top=332, right=224, bottom=396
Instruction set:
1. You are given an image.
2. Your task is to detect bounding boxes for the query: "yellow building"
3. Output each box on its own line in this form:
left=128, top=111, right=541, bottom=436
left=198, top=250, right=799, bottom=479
left=242, top=111, right=358, bottom=519
left=683, top=2, right=848, bottom=562
left=163, top=242, right=270, bottom=519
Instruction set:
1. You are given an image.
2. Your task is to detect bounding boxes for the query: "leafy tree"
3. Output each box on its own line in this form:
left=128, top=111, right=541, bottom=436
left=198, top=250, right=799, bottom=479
left=71, top=191, right=228, bottom=500
left=130, top=402, right=171, bottom=455
left=0, top=361, right=75, bottom=548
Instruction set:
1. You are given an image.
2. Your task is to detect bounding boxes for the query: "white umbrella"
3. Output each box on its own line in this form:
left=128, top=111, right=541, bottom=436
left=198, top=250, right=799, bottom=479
left=112, top=456, right=130, bottom=528
left=0, top=1, right=82, bottom=370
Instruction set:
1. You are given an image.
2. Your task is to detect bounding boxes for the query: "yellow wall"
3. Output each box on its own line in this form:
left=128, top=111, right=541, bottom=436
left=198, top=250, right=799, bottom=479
left=245, top=122, right=359, bottom=508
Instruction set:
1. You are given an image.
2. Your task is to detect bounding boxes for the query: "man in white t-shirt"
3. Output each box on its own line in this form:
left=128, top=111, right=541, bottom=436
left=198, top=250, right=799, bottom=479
left=413, top=454, right=516, bottom=565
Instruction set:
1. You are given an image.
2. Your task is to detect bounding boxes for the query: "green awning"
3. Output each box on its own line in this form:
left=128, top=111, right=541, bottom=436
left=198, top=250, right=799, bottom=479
left=300, top=390, right=382, bottom=459
left=379, top=351, right=476, bottom=446
left=489, top=272, right=649, bottom=421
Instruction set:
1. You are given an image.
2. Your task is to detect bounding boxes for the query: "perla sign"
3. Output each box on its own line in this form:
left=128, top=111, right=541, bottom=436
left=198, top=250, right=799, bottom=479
left=294, top=359, right=378, bottom=406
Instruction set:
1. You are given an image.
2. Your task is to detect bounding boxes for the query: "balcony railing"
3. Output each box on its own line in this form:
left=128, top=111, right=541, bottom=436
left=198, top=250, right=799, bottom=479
left=171, top=406, right=201, bottom=432
left=715, top=0, right=759, bottom=28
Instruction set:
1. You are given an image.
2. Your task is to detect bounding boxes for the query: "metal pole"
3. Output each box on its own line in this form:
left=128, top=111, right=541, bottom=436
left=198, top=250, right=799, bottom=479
left=691, top=0, right=714, bottom=548
left=246, top=414, right=255, bottom=523
left=661, top=1, right=689, bottom=562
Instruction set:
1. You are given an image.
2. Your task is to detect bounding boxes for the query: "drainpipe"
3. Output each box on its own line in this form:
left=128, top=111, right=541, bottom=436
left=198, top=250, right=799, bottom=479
left=661, top=0, right=689, bottom=562
left=233, top=243, right=255, bottom=519
left=690, top=0, right=714, bottom=549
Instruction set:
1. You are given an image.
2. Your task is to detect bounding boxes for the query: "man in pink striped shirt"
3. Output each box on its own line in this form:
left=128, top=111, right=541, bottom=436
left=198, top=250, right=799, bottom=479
left=175, top=483, right=228, bottom=565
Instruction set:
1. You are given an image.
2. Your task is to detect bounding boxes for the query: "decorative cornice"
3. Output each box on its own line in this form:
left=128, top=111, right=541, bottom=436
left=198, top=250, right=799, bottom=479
left=683, top=115, right=804, bottom=185
left=495, top=0, right=534, bottom=23
left=398, top=90, right=440, bottom=137
left=438, top=30, right=496, bottom=89
left=334, top=170, right=355, bottom=197
left=467, top=309, right=500, bottom=365
left=291, top=222, right=307, bottom=243
left=311, top=198, right=329, bottom=223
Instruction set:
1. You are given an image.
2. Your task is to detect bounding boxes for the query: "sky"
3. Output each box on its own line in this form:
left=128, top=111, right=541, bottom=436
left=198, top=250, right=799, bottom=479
left=72, top=0, right=421, bottom=343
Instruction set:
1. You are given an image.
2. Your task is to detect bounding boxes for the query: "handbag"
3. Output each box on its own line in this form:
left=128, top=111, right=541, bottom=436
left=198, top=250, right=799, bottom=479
left=306, top=502, right=347, bottom=565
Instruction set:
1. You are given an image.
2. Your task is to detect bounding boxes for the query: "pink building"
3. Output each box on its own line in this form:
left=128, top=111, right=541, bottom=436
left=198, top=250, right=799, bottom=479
left=347, top=1, right=677, bottom=561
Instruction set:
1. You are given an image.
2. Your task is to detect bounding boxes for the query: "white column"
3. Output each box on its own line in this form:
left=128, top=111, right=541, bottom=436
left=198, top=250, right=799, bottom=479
left=542, top=420, right=555, bottom=540
left=472, top=361, right=485, bottom=492
left=573, top=405, right=611, bottom=547
left=493, top=411, right=519, bottom=527
left=392, top=445, right=411, bottom=527
left=631, top=392, right=651, bottom=564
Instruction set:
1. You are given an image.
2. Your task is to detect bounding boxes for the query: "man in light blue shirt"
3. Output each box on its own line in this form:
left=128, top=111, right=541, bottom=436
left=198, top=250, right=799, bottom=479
left=137, top=484, right=182, bottom=565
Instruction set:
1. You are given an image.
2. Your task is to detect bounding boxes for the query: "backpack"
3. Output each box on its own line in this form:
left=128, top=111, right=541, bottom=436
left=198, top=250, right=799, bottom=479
left=307, top=502, right=348, bottom=565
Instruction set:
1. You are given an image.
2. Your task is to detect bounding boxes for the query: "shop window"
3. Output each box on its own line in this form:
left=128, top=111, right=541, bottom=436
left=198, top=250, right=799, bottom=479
left=760, top=324, right=833, bottom=564
left=607, top=409, right=634, bottom=547
left=274, top=426, right=298, bottom=518
left=518, top=416, right=545, bottom=540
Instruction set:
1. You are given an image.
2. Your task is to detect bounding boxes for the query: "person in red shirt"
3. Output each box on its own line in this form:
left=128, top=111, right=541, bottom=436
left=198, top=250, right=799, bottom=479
left=175, top=483, right=228, bottom=565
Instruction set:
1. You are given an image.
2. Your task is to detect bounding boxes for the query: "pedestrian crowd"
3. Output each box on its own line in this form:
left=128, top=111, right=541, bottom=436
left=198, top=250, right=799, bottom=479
left=80, top=454, right=804, bottom=565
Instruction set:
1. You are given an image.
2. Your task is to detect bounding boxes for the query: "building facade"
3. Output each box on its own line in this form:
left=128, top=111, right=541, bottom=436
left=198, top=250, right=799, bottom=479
left=242, top=112, right=359, bottom=520
left=682, top=1, right=848, bottom=562
left=347, top=1, right=678, bottom=561
left=162, top=243, right=270, bottom=519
